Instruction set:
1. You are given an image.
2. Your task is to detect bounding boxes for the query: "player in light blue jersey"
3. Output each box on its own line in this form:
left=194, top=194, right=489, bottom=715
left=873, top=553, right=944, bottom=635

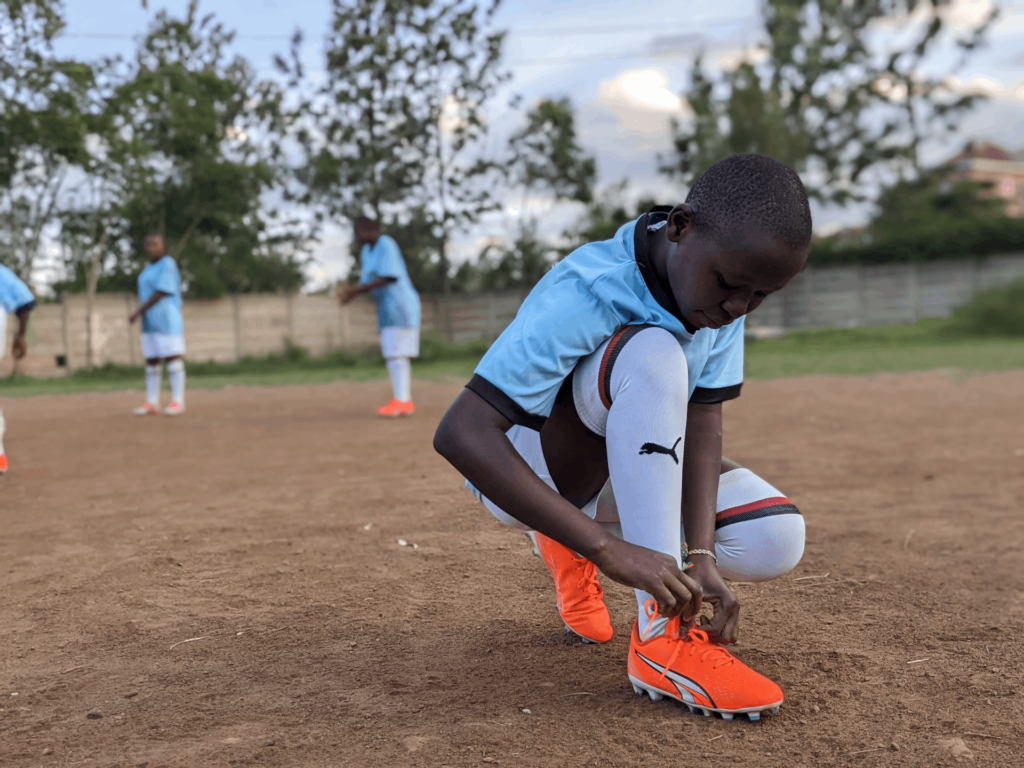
left=337, top=216, right=421, bottom=417
left=435, top=155, right=813, bottom=720
left=0, top=264, right=36, bottom=474
left=129, top=234, right=187, bottom=416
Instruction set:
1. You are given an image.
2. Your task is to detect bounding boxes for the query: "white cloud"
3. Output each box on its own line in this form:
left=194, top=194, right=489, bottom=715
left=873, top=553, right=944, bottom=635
left=598, top=68, right=682, bottom=114
left=714, top=47, right=769, bottom=72
left=947, top=74, right=1024, bottom=101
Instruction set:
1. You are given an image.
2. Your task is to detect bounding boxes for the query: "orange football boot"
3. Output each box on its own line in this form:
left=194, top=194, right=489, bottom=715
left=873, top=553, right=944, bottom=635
left=376, top=398, right=415, bottom=418
left=0, top=454, right=8, bottom=474
left=533, top=532, right=613, bottom=643
left=628, top=600, right=783, bottom=721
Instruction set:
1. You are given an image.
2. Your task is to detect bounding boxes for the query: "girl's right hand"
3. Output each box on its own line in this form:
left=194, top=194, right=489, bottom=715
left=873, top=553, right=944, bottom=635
left=590, top=536, right=702, bottom=619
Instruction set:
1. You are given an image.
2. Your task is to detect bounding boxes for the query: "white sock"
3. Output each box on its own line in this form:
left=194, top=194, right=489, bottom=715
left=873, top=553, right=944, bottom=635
left=598, top=328, right=689, bottom=638
left=167, top=359, right=186, bottom=404
left=0, top=408, right=6, bottom=455
left=714, top=469, right=805, bottom=581
left=145, top=364, right=163, bottom=405
left=385, top=357, right=412, bottom=402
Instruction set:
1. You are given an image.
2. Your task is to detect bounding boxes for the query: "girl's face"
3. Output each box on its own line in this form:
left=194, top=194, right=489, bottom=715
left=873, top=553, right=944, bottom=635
left=662, top=205, right=807, bottom=333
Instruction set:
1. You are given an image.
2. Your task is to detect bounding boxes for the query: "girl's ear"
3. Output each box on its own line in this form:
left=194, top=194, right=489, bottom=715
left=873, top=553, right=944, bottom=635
left=666, top=204, right=696, bottom=242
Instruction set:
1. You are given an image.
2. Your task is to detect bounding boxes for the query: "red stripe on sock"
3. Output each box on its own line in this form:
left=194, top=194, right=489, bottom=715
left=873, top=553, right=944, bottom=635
left=598, top=327, right=629, bottom=410
left=715, top=496, right=792, bottom=522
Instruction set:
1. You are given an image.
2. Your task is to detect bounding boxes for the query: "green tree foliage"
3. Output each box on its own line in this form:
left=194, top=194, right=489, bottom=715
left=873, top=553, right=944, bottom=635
left=809, top=162, right=1020, bottom=264
left=507, top=97, right=596, bottom=207
left=292, top=0, right=507, bottom=293
left=473, top=97, right=597, bottom=291
left=868, top=166, right=1007, bottom=241
left=474, top=224, right=558, bottom=292
left=662, top=0, right=998, bottom=204
left=0, top=0, right=93, bottom=286
left=56, top=1, right=308, bottom=298
left=561, top=181, right=658, bottom=253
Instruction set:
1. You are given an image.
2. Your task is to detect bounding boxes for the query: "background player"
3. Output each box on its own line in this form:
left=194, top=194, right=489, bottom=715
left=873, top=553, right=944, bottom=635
left=336, top=216, right=421, bottom=418
left=129, top=234, right=186, bottom=416
left=0, top=263, right=36, bottom=474
left=435, top=155, right=811, bottom=721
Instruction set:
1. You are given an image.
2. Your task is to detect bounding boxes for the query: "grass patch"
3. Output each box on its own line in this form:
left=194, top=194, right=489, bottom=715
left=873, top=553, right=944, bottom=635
left=3, top=320, right=1024, bottom=399
left=745, top=318, right=1024, bottom=378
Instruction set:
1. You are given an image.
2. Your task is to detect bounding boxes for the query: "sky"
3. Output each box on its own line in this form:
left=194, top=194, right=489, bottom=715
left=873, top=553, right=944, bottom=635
left=50, top=0, right=1024, bottom=288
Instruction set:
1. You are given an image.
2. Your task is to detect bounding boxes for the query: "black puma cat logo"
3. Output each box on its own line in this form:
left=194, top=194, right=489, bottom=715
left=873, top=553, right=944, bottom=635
left=638, top=437, right=682, bottom=465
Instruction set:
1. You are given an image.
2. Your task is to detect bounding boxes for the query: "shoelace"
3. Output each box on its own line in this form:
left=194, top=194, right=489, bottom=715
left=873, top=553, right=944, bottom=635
left=640, top=600, right=736, bottom=675
left=570, top=557, right=603, bottom=600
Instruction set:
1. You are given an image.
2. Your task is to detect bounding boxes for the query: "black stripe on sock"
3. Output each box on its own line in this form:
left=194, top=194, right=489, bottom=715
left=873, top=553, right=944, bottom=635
left=715, top=503, right=802, bottom=530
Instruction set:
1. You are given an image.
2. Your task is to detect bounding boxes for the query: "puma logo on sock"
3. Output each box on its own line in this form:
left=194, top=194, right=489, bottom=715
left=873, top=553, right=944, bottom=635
left=638, top=437, right=682, bottom=464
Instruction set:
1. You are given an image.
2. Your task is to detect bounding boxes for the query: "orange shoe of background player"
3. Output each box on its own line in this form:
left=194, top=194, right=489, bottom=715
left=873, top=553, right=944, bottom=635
left=0, top=454, right=8, bottom=474
left=376, top=398, right=415, bottom=418
left=628, top=600, right=783, bottom=721
left=533, top=532, right=613, bottom=644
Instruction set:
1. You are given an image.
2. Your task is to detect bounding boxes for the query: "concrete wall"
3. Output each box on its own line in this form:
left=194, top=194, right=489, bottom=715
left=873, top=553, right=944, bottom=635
left=3, top=253, right=1023, bottom=376
left=742, top=254, right=1024, bottom=329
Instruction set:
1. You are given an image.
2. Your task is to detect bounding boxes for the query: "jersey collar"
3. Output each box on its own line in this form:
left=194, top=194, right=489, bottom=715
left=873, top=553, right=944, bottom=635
left=633, top=206, right=685, bottom=323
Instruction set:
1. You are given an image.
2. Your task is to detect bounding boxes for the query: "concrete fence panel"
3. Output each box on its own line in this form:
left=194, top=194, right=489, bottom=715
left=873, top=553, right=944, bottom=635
left=3, top=253, right=1023, bottom=377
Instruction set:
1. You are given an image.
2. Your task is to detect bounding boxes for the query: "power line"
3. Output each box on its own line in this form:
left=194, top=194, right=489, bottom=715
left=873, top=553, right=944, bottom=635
left=59, top=18, right=747, bottom=43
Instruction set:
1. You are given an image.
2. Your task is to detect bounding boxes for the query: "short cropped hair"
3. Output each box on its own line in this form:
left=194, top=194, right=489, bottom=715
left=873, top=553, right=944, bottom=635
left=353, top=215, right=378, bottom=228
left=685, top=154, right=812, bottom=249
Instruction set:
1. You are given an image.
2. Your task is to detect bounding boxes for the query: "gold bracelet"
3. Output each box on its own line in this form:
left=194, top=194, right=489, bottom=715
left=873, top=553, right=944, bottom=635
left=688, top=548, right=717, bottom=563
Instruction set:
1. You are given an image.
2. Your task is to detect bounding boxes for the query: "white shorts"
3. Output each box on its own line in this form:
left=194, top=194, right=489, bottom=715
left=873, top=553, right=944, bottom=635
left=141, top=333, right=186, bottom=359
left=380, top=326, right=420, bottom=359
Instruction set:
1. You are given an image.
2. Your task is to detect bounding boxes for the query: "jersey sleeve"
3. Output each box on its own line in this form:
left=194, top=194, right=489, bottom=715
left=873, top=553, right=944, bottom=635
left=373, top=237, right=403, bottom=279
left=692, top=316, right=745, bottom=403
left=151, top=258, right=179, bottom=295
left=0, top=268, right=34, bottom=313
left=358, top=245, right=377, bottom=284
left=468, top=278, right=620, bottom=430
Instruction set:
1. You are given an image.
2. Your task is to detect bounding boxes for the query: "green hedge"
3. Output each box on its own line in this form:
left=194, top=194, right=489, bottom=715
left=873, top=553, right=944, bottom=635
left=946, top=280, right=1024, bottom=337
left=809, top=218, right=1024, bottom=265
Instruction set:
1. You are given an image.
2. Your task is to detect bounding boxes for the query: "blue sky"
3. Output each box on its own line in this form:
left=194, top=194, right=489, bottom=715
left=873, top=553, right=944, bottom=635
left=52, top=0, right=1024, bottom=286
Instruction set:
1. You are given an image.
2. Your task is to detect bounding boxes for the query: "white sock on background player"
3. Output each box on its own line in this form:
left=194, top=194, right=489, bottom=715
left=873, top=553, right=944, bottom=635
left=167, top=359, right=186, bottom=404
left=145, top=363, right=162, bottom=405
left=385, top=357, right=412, bottom=402
left=598, top=328, right=689, bottom=638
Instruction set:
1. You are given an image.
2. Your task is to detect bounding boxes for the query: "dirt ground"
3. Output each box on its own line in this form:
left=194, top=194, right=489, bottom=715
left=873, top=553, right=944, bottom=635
left=1, top=371, right=1022, bottom=768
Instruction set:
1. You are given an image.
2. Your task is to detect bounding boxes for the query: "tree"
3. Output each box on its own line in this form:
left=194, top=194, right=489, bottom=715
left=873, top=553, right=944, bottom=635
left=57, top=1, right=309, bottom=299
left=507, top=97, right=596, bottom=212
left=474, top=97, right=597, bottom=291
left=868, top=165, right=1007, bottom=241
left=292, top=0, right=508, bottom=294
left=561, top=181, right=658, bottom=254
left=662, top=0, right=999, bottom=204
left=0, top=0, right=92, bottom=287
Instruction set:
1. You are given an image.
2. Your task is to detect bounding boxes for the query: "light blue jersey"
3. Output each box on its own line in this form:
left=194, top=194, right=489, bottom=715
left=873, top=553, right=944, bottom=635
left=137, top=256, right=183, bottom=335
left=469, top=211, right=744, bottom=430
left=0, top=264, right=35, bottom=314
left=359, top=235, right=420, bottom=329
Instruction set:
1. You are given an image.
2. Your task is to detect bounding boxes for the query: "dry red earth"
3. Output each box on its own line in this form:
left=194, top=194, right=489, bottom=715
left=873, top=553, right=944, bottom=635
left=1, top=372, right=1022, bottom=767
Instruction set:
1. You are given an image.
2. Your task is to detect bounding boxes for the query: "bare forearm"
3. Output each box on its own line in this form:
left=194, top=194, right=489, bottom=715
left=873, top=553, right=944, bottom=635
left=681, top=402, right=723, bottom=552
left=136, top=291, right=168, bottom=316
left=15, top=308, right=30, bottom=337
left=434, top=390, right=613, bottom=561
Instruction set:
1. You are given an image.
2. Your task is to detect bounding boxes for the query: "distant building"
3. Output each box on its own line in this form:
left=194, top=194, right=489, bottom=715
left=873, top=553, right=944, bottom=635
left=947, top=142, right=1024, bottom=218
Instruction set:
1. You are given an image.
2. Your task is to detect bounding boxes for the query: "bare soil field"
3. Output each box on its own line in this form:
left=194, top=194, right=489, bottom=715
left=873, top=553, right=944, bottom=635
left=1, top=371, right=1022, bottom=767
